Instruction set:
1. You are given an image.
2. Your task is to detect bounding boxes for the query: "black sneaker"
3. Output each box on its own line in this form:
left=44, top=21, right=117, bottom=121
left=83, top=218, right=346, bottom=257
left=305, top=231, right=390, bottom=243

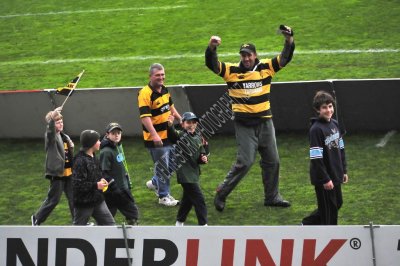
left=31, top=215, right=38, bottom=226
left=264, top=199, right=291, bottom=207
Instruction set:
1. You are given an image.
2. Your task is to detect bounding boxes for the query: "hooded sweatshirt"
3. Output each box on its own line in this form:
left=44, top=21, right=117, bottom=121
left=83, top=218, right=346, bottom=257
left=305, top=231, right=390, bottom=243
left=99, top=138, right=129, bottom=191
left=309, top=117, right=347, bottom=186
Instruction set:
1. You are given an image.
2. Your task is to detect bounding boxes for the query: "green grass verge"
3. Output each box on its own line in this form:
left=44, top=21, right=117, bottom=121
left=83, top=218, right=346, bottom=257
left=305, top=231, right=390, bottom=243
left=1, top=133, right=399, bottom=225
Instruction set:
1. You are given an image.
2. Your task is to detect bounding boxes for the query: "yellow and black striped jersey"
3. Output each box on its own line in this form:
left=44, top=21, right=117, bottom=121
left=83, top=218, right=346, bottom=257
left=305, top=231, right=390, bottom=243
left=63, top=141, right=72, bottom=176
left=138, top=84, right=174, bottom=147
left=218, top=57, right=281, bottom=120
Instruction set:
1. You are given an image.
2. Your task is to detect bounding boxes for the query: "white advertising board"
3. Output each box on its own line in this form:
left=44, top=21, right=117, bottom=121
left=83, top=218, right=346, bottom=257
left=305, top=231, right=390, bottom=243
left=1, top=225, right=399, bottom=266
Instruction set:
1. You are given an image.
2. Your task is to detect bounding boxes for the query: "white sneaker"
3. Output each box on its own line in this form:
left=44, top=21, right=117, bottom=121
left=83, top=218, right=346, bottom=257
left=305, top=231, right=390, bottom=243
left=167, top=194, right=179, bottom=204
left=175, top=221, right=184, bottom=226
left=146, top=180, right=157, bottom=190
left=146, top=180, right=159, bottom=196
left=159, top=196, right=179, bottom=206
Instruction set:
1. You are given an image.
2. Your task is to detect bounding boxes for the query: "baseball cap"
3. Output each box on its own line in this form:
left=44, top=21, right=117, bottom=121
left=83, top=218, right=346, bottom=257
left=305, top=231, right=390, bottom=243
left=106, top=122, right=122, bottom=133
left=239, top=43, right=256, bottom=54
left=182, top=112, right=199, bottom=122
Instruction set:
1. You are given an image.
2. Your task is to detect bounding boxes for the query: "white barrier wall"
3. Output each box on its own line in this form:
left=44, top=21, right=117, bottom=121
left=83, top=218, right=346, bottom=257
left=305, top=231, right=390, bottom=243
left=1, top=225, right=399, bottom=266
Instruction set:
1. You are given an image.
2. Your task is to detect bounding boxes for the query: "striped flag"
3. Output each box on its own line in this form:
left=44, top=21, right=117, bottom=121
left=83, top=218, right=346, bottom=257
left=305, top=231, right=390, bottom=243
left=56, top=70, right=85, bottom=96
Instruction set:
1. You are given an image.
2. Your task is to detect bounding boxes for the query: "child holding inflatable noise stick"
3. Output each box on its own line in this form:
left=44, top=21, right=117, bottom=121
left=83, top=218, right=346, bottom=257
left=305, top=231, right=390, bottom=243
left=167, top=112, right=209, bottom=226
left=72, top=129, right=115, bottom=225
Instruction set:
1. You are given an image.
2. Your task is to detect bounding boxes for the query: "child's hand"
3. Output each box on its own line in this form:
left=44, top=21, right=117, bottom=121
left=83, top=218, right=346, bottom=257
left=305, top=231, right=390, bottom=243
left=167, top=115, right=175, bottom=126
left=200, top=154, right=208, bottom=164
left=54, top=106, right=62, bottom=113
left=323, top=180, right=334, bottom=190
left=97, top=178, right=108, bottom=190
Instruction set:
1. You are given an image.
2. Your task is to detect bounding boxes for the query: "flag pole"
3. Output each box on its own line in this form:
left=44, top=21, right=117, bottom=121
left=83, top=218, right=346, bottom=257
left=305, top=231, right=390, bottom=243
left=61, top=70, right=85, bottom=108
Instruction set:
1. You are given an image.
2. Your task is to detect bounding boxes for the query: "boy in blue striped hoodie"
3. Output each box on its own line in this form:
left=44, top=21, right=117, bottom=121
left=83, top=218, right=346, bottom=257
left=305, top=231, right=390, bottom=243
left=302, top=91, right=349, bottom=225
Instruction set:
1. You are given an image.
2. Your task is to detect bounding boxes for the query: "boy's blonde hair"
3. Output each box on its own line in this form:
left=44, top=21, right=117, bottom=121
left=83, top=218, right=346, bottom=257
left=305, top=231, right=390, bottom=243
left=45, top=111, right=63, bottom=123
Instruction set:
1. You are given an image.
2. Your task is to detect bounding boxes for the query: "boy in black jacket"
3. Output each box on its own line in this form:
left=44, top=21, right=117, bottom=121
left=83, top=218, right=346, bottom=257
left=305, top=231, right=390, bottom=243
left=100, top=122, right=139, bottom=225
left=72, top=130, right=115, bottom=225
left=168, top=112, right=209, bottom=226
left=302, top=91, right=349, bottom=225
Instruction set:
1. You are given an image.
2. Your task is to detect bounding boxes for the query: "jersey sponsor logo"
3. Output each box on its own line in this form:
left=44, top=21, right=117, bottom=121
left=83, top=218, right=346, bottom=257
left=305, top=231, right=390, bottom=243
left=243, top=81, right=263, bottom=89
left=160, top=104, right=170, bottom=113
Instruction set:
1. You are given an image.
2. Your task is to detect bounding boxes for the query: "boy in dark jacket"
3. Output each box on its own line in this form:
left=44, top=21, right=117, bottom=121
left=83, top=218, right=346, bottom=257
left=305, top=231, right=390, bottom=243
left=72, top=130, right=115, bottom=225
left=100, top=122, right=139, bottom=225
left=31, top=106, right=74, bottom=226
left=302, top=91, right=349, bottom=225
left=168, top=112, right=209, bottom=226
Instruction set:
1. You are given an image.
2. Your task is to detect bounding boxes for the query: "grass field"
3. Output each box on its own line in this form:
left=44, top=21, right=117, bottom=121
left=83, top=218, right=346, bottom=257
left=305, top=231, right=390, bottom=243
left=0, top=0, right=399, bottom=226
left=0, top=133, right=399, bottom=226
left=0, top=0, right=399, bottom=90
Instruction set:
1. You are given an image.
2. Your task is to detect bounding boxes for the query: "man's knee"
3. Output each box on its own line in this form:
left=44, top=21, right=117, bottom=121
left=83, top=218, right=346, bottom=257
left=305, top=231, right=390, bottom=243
left=259, top=159, right=279, bottom=169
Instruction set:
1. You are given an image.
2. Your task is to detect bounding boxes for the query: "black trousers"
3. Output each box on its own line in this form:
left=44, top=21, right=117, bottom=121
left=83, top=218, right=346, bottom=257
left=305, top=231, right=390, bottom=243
left=177, top=183, right=207, bottom=225
left=104, top=189, right=139, bottom=221
left=302, top=184, right=343, bottom=225
left=35, top=177, right=74, bottom=224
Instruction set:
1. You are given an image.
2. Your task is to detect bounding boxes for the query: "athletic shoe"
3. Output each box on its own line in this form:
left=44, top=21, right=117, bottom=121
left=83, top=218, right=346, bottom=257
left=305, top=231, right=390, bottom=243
left=146, top=180, right=159, bottom=196
left=126, top=219, right=138, bottom=226
left=159, top=196, right=179, bottom=206
left=175, top=221, right=184, bottom=226
left=146, top=180, right=157, bottom=190
left=167, top=194, right=179, bottom=205
left=31, top=215, right=38, bottom=226
left=264, top=199, right=291, bottom=207
left=214, top=193, right=226, bottom=212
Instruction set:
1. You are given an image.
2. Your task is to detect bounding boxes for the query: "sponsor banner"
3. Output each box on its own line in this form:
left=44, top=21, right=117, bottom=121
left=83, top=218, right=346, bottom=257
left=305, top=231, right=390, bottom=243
left=1, top=225, right=399, bottom=265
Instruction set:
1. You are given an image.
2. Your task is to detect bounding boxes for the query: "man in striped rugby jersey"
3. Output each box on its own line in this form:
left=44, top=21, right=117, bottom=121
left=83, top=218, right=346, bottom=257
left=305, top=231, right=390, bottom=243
left=205, top=25, right=295, bottom=212
left=138, top=63, right=182, bottom=206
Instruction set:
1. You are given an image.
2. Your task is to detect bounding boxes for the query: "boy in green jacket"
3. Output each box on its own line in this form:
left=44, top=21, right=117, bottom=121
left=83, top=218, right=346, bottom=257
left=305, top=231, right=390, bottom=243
left=100, top=122, right=139, bottom=225
left=168, top=112, right=209, bottom=226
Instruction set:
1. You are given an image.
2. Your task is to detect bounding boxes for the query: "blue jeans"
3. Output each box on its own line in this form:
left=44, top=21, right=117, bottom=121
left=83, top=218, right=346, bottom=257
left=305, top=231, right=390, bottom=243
left=148, top=146, right=174, bottom=198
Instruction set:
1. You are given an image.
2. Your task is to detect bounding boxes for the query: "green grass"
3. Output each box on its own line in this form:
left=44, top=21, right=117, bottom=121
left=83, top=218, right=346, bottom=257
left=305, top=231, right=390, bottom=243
left=0, top=0, right=399, bottom=90
left=1, top=133, right=399, bottom=225
left=0, top=0, right=399, bottom=226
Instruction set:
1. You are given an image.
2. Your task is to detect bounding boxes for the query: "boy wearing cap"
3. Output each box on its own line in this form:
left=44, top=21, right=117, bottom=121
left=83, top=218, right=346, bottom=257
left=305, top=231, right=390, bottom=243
left=205, top=25, right=295, bottom=212
left=72, top=130, right=115, bottom=225
left=167, top=112, right=209, bottom=226
left=100, top=122, right=139, bottom=225
left=31, top=106, right=74, bottom=226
